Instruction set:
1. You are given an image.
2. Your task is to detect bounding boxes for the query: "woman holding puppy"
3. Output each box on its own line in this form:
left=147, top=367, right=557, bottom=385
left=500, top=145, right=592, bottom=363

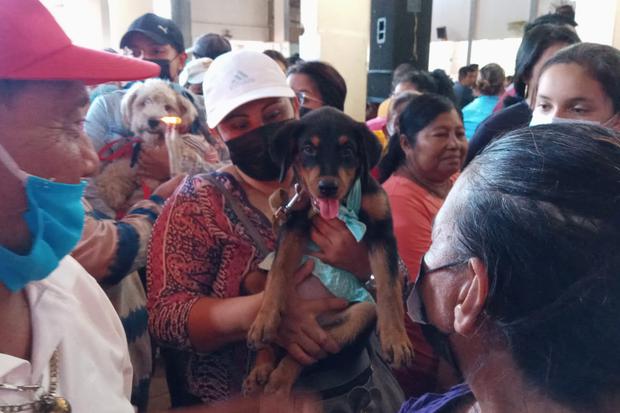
left=147, top=50, right=402, bottom=410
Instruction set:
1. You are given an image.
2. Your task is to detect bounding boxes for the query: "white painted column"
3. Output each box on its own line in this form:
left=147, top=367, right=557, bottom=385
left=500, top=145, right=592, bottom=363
left=299, top=0, right=371, bottom=121
left=107, top=0, right=153, bottom=50
left=273, top=0, right=289, bottom=42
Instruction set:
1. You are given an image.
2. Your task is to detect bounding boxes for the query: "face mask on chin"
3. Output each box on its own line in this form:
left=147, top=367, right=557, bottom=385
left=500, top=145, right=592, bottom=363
left=0, top=144, right=86, bottom=292
left=224, top=120, right=292, bottom=182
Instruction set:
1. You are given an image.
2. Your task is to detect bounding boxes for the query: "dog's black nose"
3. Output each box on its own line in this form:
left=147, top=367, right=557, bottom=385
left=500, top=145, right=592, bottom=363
left=318, top=179, right=339, bottom=197
left=148, top=118, right=160, bottom=129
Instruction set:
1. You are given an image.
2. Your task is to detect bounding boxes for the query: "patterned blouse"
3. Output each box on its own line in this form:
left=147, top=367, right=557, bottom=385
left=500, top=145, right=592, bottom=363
left=147, top=172, right=276, bottom=404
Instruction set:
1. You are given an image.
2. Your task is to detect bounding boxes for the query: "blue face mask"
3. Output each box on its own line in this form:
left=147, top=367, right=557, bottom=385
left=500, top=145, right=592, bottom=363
left=0, top=144, right=86, bottom=292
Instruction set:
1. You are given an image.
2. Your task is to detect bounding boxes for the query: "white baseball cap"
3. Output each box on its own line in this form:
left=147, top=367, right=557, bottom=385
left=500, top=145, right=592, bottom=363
left=203, top=50, right=295, bottom=128
left=179, top=57, right=213, bottom=86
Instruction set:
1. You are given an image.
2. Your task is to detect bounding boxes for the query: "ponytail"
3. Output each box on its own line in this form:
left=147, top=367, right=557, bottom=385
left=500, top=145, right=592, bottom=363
left=378, top=134, right=406, bottom=183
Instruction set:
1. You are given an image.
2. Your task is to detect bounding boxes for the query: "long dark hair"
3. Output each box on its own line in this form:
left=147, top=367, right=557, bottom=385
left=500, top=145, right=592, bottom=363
left=287, top=60, right=347, bottom=110
left=513, top=23, right=580, bottom=98
left=378, top=93, right=457, bottom=183
left=456, top=124, right=620, bottom=411
left=540, top=42, right=620, bottom=113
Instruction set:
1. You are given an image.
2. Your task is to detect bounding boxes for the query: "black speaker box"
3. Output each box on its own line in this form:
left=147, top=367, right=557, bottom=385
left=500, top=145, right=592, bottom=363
left=367, top=0, right=433, bottom=102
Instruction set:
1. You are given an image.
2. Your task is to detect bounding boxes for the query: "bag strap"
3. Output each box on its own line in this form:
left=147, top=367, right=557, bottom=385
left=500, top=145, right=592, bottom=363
left=205, top=174, right=270, bottom=256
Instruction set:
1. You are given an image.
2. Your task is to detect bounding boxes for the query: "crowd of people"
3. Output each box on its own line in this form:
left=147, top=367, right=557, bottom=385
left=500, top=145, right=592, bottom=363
left=2, top=1, right=620, bottom=412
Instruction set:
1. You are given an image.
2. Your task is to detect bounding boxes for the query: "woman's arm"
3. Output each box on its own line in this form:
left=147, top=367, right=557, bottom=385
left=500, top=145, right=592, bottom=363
left=389, top=192, right=433, bottom=281
left=187, top=292, right=264, bottom=351
left=73, top=176, right=184, bottom=284
left=147, top=177, right=346, bottom=362
left=187, top=261, right=347, bottom=364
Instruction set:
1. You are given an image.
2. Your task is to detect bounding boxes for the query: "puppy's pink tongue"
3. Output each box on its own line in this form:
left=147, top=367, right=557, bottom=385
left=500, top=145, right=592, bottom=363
left=317, top=198, right=339, bottom=220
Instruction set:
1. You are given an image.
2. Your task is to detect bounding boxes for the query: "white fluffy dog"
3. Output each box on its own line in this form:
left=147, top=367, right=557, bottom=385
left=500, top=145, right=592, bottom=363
left=95, top=79, right=215, bottom=212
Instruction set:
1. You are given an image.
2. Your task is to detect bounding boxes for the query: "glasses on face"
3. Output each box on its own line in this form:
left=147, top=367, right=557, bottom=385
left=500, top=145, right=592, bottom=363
left=295, top=91, right=323, bottom=106
left=406, top=255, right=469, bottom=324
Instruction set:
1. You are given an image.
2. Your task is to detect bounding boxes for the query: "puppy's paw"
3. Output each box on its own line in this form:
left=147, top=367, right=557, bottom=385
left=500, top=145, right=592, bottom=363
left=380, top=330, right=415, bottom=369
left=247, top=309, right=281, bottom=349
left=263, top=366, right=295, bottom=397
left=243, top=363, right=274, bottom=397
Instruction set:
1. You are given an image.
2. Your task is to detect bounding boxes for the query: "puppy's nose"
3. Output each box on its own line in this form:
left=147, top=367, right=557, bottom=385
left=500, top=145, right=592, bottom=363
left=148, top=118, right=160, bottom=129
left=318, top=179, right=339, bottom=198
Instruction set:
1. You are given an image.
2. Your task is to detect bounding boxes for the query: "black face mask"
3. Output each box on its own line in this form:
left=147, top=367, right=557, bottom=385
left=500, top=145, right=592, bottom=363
left=299, top=106, right=313, bottom=117
left=145, top=58, right=172, bottom=80
left=225, top=121, right=290, bottom=181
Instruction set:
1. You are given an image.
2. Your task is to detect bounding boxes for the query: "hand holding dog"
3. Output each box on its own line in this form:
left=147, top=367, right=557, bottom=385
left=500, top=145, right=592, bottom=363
left=138, top=143, right=170, bottom=182
left=310, top=216, right=372, bottom=280
left=152, top=174, right=186, bottom=200
left=275, top=260, right=348, bottom=366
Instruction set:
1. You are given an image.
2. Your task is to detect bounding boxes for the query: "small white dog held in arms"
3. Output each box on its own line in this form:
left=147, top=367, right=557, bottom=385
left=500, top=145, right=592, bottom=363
left=94, top=79, right=219, bottom=212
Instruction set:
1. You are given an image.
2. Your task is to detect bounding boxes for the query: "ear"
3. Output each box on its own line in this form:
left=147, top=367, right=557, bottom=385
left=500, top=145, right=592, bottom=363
left=355, top=122, right=382, bottom=182
left=269, top=120, right=304, bottom=182
left=454, top=258, right=489, bottom=336
left=399, top=134, right=410, bottom=151
left=120, top=82, right=142, bottom=129
left=176, top=52, right=188, bottom=79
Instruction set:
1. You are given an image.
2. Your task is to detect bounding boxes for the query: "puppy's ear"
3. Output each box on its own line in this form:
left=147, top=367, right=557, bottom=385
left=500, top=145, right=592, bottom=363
left=269, top=120, right=304, bottom=182
left=120, top=82, right=143, bottom=129
left=176, top=91, right=198, bottom=126
left=356, top=122, right=382, bottom=183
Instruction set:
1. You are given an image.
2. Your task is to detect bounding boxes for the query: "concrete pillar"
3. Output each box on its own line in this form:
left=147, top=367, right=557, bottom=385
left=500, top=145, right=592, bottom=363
left=299, top=0, right=371, bottom=121
left=171, top=0, right=192, bottom=49
left=273, top=0, right=290, bottom=42
left=107, top=0, right=153, bottom=50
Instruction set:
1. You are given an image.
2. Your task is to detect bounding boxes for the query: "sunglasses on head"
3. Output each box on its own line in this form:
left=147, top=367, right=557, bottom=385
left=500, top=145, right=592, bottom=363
left=406, top=255, right=469, bottom=324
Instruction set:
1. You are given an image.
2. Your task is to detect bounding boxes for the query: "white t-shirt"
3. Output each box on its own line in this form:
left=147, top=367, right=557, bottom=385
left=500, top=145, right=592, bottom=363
left=0, top=256, right=134, bottom=412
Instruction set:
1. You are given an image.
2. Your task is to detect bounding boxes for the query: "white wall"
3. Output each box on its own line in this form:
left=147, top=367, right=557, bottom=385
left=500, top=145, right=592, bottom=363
left=574, top=0, right=617, bottom=44
left=41, top=0, right=106, bottom=48
left=476, top=0, right=529, bottom=39
left=431, top=0, right=472, bottom=41
left=431, top=0, right=529, bottom=42
left=428, top=0, right=620, bottom=80
left=190, top=0, right=269, bottom=43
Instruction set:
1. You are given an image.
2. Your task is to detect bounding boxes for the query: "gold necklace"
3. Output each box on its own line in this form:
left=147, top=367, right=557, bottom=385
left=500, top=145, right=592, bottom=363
left=0, top=348, right=71, bottom=413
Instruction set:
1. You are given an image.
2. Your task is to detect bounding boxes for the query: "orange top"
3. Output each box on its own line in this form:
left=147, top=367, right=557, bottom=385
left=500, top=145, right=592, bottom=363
left=383, top=175, right=447, bottom=282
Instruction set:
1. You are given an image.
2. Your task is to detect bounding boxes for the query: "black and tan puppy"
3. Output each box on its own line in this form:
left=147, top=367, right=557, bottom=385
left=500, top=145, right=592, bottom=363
left=246, top=107, right=413, bottom=395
